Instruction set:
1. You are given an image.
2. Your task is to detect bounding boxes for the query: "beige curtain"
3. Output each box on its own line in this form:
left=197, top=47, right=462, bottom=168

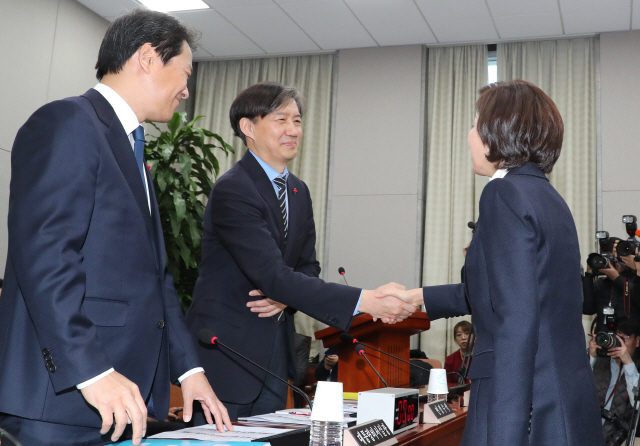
left=497, top=38, right=597, bottom=336
left=193, top=55, right=335, bottom=359
left=420, top=45, right=488, bottom=363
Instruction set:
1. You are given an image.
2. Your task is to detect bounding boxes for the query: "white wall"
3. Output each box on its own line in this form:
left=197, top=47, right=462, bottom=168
left=0, top=0, right=108, bottom=275
left=599, top=31, right=640, bottom=238
left=324, top=46, right=426, bottom=295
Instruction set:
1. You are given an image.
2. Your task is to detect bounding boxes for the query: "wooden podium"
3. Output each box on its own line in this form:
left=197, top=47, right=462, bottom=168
left=314, top=313, right=430, bottom=393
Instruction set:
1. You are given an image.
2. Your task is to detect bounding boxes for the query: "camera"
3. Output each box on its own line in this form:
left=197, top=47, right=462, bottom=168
left=601, top=408, right=630, bottom=446
left=587, top=253, right=617, bottom=275
left=617, top=215, right=640, bottom=257
left=595, top=306, right=621, bottom=356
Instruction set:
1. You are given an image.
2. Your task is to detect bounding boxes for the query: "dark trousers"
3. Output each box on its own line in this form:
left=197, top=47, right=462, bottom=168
left=0, top=413, right=129, bottom=446
left=194, top=320, right=289, bottom=423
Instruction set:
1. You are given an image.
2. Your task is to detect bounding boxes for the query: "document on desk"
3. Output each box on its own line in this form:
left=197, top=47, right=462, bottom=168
left=239, top=413, right=350, bottom=427
left=149, top=424, right=293, bottom=441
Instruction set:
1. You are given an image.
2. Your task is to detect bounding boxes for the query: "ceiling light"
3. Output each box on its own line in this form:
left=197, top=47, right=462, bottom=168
left=138, top=0, right=210, bottom=12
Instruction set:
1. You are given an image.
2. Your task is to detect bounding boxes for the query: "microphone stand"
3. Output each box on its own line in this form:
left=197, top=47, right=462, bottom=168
left=205, top=335, right=313, bottom=410
left=0, top=428, right=23, bottom=446
left=628, top=384, right=640, bottom=444
left=358, top=349, right=389, bottom=387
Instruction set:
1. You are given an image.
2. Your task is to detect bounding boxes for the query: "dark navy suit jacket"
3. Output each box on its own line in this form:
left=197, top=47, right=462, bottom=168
left=186, top=151, right=360, bottom=404
left=0, top=89, right=201, bottom=427
left=423, top=163, right=603, bottom=446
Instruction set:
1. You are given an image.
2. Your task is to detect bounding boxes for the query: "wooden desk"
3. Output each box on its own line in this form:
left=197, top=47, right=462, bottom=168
left=396, top=408, right=467, bottom=446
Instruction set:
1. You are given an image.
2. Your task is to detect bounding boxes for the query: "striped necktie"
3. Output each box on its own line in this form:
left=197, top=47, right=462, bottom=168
left=273, top=177, right=288, bottom=243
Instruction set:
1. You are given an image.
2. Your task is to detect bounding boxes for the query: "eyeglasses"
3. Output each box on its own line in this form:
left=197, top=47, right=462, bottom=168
left=617, top=334, right=634, bottom=341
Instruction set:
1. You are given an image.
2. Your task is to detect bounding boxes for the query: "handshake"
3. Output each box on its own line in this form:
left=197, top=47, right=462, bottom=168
left=360, top=283, right=425, bottom=324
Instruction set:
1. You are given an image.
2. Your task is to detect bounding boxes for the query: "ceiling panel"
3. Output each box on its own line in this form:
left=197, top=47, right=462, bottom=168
left=277, top=0, right=376, bottom=49
left=429, top=16, right=499, bottom=42
left=75, top=0, right=131, bottom=17
left=487, top=0, right=559, bottom=17
left=494, top=13, right=563, bottom=39
left=562, top=8, right=630, bottom=33
left=559, top=0, right=630, bottom=13
left=346, top=0, right=437, bottom=46
left=204, top=0, right=274, bottom=6
left=174, top=9, right=266, bottom=57
left=416, top=0, right=492, bottom=20
left=215, top=3, right=321, bottom=53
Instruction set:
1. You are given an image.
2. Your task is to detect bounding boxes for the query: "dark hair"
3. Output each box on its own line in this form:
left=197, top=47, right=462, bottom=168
left=617, top=317, right=640, bottom=337
left=453, top=320, right=472, bottom=335
left=95, top=9, right=198, bottom=81
left=476, top=80, right=564, bottom=174
left=230, top=82, right=305, bottom=146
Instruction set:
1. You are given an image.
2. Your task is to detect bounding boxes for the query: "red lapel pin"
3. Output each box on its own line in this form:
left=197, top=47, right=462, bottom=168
left=293, top=188, right=298, bottom=194
left=147, top=164, right=152, bottom=171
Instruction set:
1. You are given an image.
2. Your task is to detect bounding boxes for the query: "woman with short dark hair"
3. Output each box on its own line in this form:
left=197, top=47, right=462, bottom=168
left=384, top=80, right=603, bottom=445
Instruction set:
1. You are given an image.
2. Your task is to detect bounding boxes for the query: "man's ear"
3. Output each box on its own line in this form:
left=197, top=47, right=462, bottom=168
left=137, top=42, right=156, bottom=74
left=239, top=117, right=254, bottom=142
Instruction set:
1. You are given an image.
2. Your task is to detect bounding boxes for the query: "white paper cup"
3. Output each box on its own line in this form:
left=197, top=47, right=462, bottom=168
left=427, top=368, right=448, bottom=395
left=311, top=381, right=344, bottom=422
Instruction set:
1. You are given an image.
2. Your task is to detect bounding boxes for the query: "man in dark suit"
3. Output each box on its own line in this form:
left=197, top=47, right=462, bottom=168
left=186, top=82, right=416, bottom=420
left=0, top=10, right=231, bottom=446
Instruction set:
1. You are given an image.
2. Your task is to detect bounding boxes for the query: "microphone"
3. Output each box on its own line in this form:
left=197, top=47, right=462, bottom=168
left=339, top=333, right=432, bottom=375
left=467, top=221, right=476, bottom=232
left=198, top=329, right=313, bottom=410
left=354, top=343, right=388, bottom=387
left=338, top=267, right=349, bottom=286
left=0, top=428, right=23, bottom=446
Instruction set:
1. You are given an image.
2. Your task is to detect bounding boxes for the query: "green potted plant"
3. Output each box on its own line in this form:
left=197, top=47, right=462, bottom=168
left=145, top=112, right=234, bottom=311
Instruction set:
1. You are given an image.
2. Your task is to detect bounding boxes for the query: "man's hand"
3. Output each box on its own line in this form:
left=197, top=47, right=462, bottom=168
left=181, top=372, right=233, bottom=432
left=608, top=335, right=633, bottom=365
left=601, top=263, right=620, bottom=281
left=79, top=371, right=147, bottom=444
left=359, top=284, right=417, bottom=323
left=588, top=334, right=599, bottom=358
left=246, top=289, right=287, bottom=318
left=324, top=355, right=339, bottom=370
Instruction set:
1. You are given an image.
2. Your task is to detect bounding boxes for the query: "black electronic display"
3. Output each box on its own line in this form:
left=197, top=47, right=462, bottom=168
left=393, top=392, right=419, bottom=431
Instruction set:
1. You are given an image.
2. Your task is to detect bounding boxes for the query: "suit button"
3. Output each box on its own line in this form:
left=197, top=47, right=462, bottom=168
left=157, top=320, right=165, bottom=329
left=47, top=365, right=57, bottom=373
left=42, top=348, right=50, bottom=356
left=44, top=355, right=52, bottom=362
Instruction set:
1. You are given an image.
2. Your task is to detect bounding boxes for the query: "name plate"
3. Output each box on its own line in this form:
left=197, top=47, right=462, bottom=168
left=344, top=419, right=398, bottom=446
left=423, top=400, right=456, bottom=424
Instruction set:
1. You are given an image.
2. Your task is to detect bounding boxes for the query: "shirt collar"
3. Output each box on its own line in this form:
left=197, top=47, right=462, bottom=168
left=93, top=83, right=140, bottom=136
left=490, top=168, right=509, bottom=181
left=249, top=150, right=289, bottom=182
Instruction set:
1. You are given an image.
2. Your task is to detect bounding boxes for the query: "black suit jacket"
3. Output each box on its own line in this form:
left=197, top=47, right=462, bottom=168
left=0, top=89, right=200, bottom=427
left=186, top=151, right=360, bottom=404
left=422, top=163, right=603, bottom=446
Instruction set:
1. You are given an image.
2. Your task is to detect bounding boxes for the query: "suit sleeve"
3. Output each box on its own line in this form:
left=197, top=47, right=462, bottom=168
left=479, top=180, right=540, bottom=446
left=293, top=184, right=321, bottom=279
left=8, top=101, right=112, bottom=392
left=209, top=178, right=360, bottom=331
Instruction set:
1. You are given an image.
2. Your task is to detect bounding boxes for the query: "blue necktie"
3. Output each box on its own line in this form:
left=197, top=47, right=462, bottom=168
left=133, top=126, right=147, bottom=196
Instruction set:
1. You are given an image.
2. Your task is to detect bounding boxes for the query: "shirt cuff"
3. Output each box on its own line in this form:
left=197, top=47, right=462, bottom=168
left=623, top=362, right=639, bottom=377
left=353, top=290, right=363, bottom=316
left=178, top=367, right=205, bottom=383
left=589, top=356, right=596, bottom=368
left=77, top=368, right=115, bottom=389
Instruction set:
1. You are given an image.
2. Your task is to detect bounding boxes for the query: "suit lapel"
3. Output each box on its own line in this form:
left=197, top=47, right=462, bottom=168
left=240, top=152, right=287, bottom=251
left=82, top=89, right=157, bottom=255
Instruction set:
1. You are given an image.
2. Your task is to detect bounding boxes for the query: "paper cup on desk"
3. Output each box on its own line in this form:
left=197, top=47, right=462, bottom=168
left=427, top=368, right=448, bottom=395
left=311, top=381, right=344, bottom=422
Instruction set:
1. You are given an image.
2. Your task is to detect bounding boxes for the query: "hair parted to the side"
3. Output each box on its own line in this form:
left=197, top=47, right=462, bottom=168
left=230, top=82, right=305, bottom=146
left=476, top=80, right=564, bottom=174
left=453, top=320, right=472, bottom=335
left=95, top=9, right=198, bottom=81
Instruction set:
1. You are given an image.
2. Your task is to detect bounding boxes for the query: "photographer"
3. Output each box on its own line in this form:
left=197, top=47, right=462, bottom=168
left=590, top=317, right=640, bottom=443
left=583, top=237, right=640, bottom=322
